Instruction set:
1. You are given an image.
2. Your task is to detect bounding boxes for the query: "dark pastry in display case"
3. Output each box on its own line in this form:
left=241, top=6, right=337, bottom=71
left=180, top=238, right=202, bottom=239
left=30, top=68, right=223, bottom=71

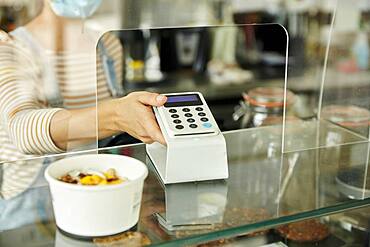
left=93, top=231, right=151, bottom=247
left=194, top=239, right=232, bottom=247
left=167, top=207, right=270, bottom=238
left=222, top=207, right=271, bottom=237
left=275, top=219, right=330, bottom=243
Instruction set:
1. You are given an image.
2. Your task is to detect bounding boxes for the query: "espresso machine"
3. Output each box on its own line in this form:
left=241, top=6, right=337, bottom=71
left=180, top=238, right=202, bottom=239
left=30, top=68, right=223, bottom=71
left=120, top=27, right=210, bottom=87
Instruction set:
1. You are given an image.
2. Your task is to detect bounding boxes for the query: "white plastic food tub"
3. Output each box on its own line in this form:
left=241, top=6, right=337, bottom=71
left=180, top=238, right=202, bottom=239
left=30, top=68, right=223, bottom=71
left=45, top=154, right=148, bottom=237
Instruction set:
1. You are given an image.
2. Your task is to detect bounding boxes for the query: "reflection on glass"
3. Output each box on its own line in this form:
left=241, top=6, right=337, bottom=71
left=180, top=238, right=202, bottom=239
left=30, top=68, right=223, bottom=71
left=157, top=181, right=228, bottom=229
left=55, top=229, right=95, bottom=247
left=321, top=105, right=370, bottom=138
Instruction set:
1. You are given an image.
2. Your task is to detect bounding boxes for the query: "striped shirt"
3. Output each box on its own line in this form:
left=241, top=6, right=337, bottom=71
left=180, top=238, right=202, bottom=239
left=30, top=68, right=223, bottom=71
left=0, top=28, right=122, bottom=199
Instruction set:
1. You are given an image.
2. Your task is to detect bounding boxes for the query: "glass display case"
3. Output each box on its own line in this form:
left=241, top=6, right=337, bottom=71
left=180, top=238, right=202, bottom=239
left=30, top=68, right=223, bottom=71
left=179, top=206, right=370, bottom=246
left=0, top=127, right=369, bottom=246
left=0, top=0, right=369, bottom=246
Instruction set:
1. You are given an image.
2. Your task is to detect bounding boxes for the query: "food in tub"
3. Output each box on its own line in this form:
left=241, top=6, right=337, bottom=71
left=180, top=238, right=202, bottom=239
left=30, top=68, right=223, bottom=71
left=59, top=168, right=128, bottom=185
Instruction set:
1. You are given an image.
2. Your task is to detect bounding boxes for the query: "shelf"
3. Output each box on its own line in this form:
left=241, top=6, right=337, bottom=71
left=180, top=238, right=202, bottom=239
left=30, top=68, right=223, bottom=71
left=0, top=123, right=369, bottom=246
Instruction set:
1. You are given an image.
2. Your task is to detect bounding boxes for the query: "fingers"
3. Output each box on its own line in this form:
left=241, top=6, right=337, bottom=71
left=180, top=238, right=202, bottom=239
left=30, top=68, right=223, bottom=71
left=142, top=116, right=166, bottom=145
left=154, top=132, right=166, bottom=145
left=127, top=130, right=154, bottom=144
left=118, top=91, right=167, bottom=145
left=127, top=112, right=165, bottom=145
left=136, top=92, right=167, bottom=107
left=140, top=137, right=154, bottom=144
left=158, top=134, right=166, bottom=145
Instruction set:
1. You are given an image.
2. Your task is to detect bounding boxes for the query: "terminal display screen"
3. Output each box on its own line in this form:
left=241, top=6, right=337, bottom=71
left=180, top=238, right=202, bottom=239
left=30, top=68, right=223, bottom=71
left=164, top=94, right=202, bottom=107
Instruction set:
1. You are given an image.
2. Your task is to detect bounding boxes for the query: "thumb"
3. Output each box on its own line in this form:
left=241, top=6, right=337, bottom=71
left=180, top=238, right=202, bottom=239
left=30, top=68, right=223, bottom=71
left=137, top=92, right=167, bottom=106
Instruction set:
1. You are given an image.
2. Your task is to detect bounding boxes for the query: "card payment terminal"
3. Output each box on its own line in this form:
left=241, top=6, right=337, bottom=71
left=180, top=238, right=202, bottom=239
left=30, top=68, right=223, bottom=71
left=146, top=92, right=228, bottom=184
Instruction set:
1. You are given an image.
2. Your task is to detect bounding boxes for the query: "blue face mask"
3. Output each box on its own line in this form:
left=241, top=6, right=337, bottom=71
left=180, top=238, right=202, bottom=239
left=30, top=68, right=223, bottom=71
left=49, top=0, right=102, bottom=19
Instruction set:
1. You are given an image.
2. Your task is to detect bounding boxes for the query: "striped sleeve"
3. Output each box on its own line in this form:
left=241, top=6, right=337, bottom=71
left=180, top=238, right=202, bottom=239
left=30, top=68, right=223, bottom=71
left=0, top=160, right=42, bottom=200
left=0, top=31, right=64, bottom=154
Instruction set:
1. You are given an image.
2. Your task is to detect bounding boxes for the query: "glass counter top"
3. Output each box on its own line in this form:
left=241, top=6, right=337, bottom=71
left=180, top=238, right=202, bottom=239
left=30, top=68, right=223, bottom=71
left=0, top=121, right=369, bottom=246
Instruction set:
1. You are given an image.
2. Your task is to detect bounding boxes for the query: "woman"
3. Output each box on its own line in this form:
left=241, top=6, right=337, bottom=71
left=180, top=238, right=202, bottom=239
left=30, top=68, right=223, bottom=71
left=0, top=1, right=164, bottom=202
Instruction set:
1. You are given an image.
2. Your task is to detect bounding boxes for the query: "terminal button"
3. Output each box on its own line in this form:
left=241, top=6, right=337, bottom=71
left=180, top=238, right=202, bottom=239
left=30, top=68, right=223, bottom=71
left=175, top=125, right=184, bottom=129
left=202, top=123, right=212, bottom=128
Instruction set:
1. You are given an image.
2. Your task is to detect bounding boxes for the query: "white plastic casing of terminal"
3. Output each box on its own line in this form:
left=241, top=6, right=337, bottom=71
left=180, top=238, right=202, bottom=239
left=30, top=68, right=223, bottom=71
left=146, top=92, right=228, bottom=184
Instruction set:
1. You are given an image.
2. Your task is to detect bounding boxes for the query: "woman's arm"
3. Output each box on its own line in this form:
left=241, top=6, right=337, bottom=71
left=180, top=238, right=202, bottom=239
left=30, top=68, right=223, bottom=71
left=50, top=92, right=167, bottom=150
left=0, top=32, right=64, bottom=154
left=1, top=32, right=166, bottom=154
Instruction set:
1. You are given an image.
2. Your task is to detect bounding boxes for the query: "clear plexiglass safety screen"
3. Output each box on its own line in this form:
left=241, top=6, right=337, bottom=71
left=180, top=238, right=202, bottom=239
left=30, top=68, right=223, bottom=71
left=97, top=24, right=289, bottom=150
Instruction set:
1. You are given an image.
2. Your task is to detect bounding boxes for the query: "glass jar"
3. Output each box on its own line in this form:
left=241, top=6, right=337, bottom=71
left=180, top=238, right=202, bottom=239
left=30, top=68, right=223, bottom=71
left=233, top=87, right=296, bottom=128
left=321, top=105, right=370, bottom=138
left=321, top=105, right=370, bottom=177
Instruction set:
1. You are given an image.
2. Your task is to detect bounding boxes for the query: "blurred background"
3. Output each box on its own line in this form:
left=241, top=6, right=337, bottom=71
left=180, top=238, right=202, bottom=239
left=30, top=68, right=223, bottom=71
left=0, top=2, right=368, bottom=245
left=1, top=0, right=369, bottom=138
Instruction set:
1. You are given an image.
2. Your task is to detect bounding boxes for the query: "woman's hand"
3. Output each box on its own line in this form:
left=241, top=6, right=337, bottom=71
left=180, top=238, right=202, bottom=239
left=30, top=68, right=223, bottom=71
left=51, top=91, right=167, bottom=150
left=112, top=92, right=167, bottom=145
